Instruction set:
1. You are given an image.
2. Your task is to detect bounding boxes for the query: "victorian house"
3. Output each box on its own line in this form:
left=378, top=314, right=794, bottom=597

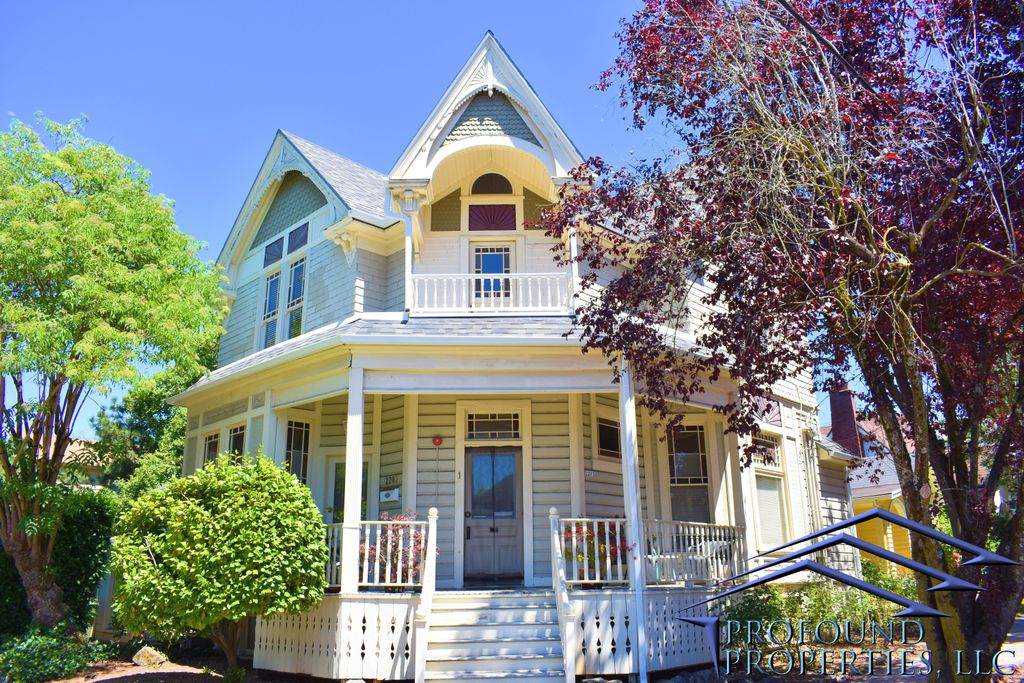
left=171, top=32, right=854, bottom=683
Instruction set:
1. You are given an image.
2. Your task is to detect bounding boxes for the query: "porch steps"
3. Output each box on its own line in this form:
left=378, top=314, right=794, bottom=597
left=424, top=591, right=565, bottom=683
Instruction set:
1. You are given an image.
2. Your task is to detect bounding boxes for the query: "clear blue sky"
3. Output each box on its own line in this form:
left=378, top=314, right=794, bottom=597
left=1, top=1, right=833, bottom=437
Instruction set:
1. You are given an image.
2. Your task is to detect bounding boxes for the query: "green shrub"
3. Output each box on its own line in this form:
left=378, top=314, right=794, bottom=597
left=862, top=559, right=918, bottom=600
left=0, top=488, right=117, bottom=635
left=0, top=628, right=111, bottom=683
left=112, top=454, right=326, bottom=671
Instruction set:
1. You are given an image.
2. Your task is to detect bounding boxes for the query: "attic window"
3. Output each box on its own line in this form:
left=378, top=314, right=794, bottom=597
left=288, top=223, right=308, bottom=253
left=472, top=173, right=513, bottom=194
left=263, top=237, right=284, bottom=267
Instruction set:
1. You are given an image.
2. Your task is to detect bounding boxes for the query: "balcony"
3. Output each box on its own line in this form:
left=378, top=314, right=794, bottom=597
left=410, top=272, right=573, bottom=316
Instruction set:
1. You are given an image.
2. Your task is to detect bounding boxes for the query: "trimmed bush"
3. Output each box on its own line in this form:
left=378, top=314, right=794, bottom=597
left=112, top=454, right=326, bottom=671
left=0, top=488, right=117, bottom=635
left=0, top=627, right=111, bottom=683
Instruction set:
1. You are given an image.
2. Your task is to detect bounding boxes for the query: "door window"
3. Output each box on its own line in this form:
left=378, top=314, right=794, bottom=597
left=472, top=244, right=512, bottom=302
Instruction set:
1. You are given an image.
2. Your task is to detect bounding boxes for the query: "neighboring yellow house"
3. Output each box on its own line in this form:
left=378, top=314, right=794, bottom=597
left=823, top=385, right=912, bottom=572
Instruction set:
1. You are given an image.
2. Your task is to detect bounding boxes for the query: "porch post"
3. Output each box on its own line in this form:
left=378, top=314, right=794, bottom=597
left=340, top=363, right=365, bottom=593
left=618, top=362, right=649, bottom=682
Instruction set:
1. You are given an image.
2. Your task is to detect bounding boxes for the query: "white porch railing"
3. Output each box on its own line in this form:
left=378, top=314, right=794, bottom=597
left=553, top=516, right=745, bottom=588
left=325, top=516, right=435, bottom=590
left=410, top=272, right=572, bottom=315
left=643, top=519, right=746, bottom=586
left=559, top=517, right=631, bottom=586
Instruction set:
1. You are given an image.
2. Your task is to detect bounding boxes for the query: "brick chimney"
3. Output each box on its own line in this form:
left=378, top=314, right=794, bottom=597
left=829, top=383, right=862, bottom=457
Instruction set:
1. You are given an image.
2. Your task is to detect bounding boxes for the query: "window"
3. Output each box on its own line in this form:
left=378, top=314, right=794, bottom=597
left=752, top=434, right=783, bottom=469
left=597, top=418, right=621, bottom=459
left=286, top=257, right=305, bottom=339
left=257, top=223, right=310, bottom=351
left=287, top=223, right=308, bottom=253
left=756, top=474, right=787, bottom=548
left=473, top=244, right=512, bottom=301
left=467, top=413, right=520, bottom=440
left=228, top=425, right=246, bottom=459
left=203, top=433, right=219, bottom=467
left=262, top=272, right=281, bottom=349
left=668, top=425, right=711, bottom=523
left=752, top=432, right=787, bottom=549
left=264, top=237, right=284, bottom=267
left=472, top=173, right=513, bottom=194
left=285, top=421, right=311, bottom=484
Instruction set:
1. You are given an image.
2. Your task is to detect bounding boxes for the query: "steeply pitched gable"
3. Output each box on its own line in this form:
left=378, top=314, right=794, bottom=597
left=390, top=31, right=583, bottom=182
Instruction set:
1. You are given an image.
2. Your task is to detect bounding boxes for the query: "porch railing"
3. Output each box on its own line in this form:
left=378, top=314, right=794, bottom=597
left=559, top=517, right=631, bottom=586
left=642, top=519, right=746, bottom=586
left=553, top=516, right=745, bottom=588
left=410, top=272, right=572, bottom=315
left=324, top=517, right=433, bottom=589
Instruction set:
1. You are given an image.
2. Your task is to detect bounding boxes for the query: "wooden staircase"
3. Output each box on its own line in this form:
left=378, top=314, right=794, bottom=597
left=423, top=590, right=566, bottom=683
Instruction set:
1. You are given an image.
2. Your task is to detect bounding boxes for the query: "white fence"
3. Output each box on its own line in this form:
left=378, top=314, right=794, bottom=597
left=410, top=272, right=572, bottom=314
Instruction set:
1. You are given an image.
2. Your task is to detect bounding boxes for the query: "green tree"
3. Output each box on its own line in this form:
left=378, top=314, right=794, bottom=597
left=0, top=116, right=224, bottom=627
left=112, top=455, right=327, bottom=672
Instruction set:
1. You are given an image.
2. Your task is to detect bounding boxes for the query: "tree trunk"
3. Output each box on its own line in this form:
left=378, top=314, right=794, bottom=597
left=0, top=528, right=66, bottom=627
left=208, top=620, right=243, bottom=672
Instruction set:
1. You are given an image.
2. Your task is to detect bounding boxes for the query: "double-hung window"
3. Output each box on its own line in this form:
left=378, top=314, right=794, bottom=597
left=260, top=223, right=309, bottom=350
left=668, top=425, right=711, bottom=523
left=227, top=425, right=246, bottom=460
left=751, top=433, right=788, bottom=550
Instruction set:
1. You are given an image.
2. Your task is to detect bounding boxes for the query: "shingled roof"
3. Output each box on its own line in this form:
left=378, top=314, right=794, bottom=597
left=280, top=131, right=399, bottom=229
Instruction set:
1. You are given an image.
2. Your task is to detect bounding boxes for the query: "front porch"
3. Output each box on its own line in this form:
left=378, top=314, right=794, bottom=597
left=182, top=342, right=818, bottom=680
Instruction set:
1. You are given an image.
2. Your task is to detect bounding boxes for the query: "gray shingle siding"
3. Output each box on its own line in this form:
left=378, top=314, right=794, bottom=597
left=249, top=171, right=327, bottom=249
left=218, top=278, right=260, bottom=367
left=306, top=239, right=356, bottom=329
left=442, top=93, right=540, bottom=147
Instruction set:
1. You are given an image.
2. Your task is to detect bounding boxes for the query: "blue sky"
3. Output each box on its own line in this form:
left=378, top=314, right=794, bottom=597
left=1, top=1, right=834, bottom=437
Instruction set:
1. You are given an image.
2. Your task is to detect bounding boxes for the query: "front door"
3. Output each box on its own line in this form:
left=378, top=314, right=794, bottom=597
left=464, top=446, right=523, bottom=582
left=325, top=458, right=367, bottom=525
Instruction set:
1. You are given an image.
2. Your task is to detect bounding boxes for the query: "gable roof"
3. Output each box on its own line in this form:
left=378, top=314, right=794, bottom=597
left=281, top=131, right=397, bottom=228
left=390, top=31, right=584, bottom=181
left=216, top=131, right=399, bottom=271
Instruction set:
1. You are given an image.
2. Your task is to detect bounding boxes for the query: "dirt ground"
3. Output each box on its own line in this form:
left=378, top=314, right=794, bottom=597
left=56, top=619, right=1024, bottom=683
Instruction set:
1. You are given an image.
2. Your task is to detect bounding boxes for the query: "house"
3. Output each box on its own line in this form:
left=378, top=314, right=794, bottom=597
left=171, top=32, right=852, bottom=683
left=823, top=384, right=913, bottom=571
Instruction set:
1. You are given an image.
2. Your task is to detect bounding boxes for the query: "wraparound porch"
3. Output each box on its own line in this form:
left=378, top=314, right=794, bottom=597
left=182, top=345, right=820, bottom=680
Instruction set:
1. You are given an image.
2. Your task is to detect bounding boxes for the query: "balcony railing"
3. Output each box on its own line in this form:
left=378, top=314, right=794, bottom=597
left=410, top=272, right=572, bottom=315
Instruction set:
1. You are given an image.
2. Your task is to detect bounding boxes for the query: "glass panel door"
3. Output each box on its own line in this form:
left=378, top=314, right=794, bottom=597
left=472, top=244, right=512, bottom=305
left=464, top=446, right=522, bottom=582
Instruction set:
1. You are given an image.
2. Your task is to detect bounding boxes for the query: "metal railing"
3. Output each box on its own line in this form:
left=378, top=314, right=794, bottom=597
left=410, top=272, right=572, bottom=314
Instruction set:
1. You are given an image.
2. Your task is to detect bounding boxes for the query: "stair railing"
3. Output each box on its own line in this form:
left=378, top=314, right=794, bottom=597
left=413, top=507, right=439, bottom=683
left=549, top=508, right=577, bottom=683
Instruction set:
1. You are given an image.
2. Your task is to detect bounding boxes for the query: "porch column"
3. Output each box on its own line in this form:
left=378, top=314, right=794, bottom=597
left=340, top=364, right=365, bottom=593
left=618, top=362, right=649, bottom=682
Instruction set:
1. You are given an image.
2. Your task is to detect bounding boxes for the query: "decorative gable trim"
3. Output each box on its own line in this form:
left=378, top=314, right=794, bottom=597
left=217, top=133, right=346, bottom=274
left=390, top=31, right=584, bottom=183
